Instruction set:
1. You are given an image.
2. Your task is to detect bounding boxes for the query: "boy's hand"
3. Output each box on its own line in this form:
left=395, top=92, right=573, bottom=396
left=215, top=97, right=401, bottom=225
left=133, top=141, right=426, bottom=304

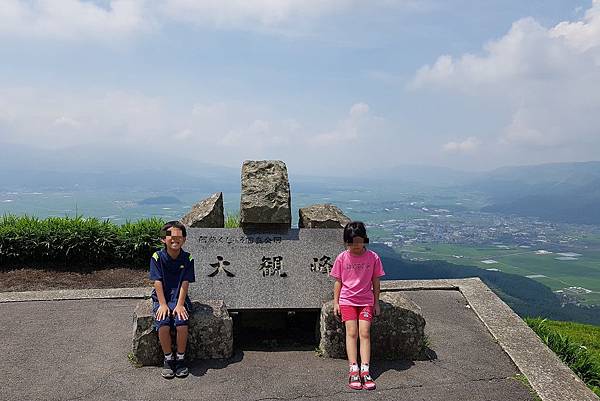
left=374, top=302, right=381, bottom=316
left=156, top=304, right=170, bottom=321
left=173, top=304, right=189, bottom=320
left=333, top=302, right=341, bottom=318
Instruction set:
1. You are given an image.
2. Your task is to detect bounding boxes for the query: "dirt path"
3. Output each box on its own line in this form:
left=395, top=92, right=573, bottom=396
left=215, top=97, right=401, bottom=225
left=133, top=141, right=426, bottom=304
left=0, top=267, right=151, bottom=292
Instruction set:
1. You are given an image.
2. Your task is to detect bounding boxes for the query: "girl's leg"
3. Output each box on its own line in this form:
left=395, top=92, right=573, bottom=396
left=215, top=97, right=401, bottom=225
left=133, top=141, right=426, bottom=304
left=358, top=319, right=371, bottom=365
left=344, top=320, right=359, bottom=364
left=358, top=319, right=376, bottom=390
left=345, top=319, right=362, bottom=389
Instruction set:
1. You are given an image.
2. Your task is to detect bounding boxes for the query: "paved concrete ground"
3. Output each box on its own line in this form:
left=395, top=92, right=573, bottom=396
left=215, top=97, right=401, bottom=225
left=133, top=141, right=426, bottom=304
left=0, top=288, right=538, bottom=401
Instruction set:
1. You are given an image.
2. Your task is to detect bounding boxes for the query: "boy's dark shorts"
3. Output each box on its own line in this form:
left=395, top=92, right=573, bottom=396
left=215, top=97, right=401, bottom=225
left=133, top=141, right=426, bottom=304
left=152, top=301, right=192, bottom=330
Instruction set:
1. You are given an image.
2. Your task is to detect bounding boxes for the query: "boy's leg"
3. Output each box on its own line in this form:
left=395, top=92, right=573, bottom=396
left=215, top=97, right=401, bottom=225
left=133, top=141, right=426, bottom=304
left=176, top=325, right=188, bottom=354
left=158, top=326, right=173, bottom=354
left=174, top=312, right=190, bottom=378
left=153, top=302, right=176, bottom=379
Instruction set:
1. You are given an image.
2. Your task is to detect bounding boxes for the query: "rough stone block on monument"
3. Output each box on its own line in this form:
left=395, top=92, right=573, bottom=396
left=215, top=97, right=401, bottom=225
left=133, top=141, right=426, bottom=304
left=298, top=204, right=351, bottom=228
left=319, top=292, right=426, bottom=360
left=131, top=299, right=233, bottom=366
left=240, top=160, right=291, bottom=229
left=181, top=192, right=224, bottom=228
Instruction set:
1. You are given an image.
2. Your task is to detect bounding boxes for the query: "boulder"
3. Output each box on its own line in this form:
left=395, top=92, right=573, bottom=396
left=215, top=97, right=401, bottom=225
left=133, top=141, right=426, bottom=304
left=181, top=192, right=224, bottom=228
left=131, top=299, right=233, bottom=366
left=298, top=204, right=351, bottom=228
left=240, top=160, right=291, bottom=229
left=319, top=292, right=426, bottom=360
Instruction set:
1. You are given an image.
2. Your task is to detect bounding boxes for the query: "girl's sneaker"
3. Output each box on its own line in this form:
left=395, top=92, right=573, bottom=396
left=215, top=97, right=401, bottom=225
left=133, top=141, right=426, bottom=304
left=348, top=371, right=362, bottom=390
left=361, top=371, right=376, bottom=390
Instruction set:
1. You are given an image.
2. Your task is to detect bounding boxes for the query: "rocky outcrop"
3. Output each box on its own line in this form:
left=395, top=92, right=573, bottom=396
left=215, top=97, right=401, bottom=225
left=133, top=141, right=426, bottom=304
left=298, top=204, right=351, bottom=229
left=181, top=192, right=224, bottom=228
left=319, top=292, right=426, bottom=360
left=131, top=299, right=233, bottom=366
left=240, top=160, right=291, bottom=230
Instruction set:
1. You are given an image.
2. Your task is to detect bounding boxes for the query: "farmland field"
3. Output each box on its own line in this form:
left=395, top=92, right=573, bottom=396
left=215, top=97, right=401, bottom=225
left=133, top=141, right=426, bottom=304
left=398, top=243, right=600, bottom=306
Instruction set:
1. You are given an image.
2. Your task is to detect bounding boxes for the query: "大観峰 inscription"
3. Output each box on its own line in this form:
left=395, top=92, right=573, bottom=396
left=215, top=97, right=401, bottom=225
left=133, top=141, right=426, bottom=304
left=186, top=228, right=344, bottom=310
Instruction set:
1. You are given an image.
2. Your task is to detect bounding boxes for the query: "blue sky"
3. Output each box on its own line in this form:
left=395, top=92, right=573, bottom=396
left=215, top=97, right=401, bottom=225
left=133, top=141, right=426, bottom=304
left=1, top=0, right=599, bottom=176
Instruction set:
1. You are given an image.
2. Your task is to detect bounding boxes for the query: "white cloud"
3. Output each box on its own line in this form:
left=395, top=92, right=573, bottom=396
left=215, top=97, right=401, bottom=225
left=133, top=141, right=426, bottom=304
left=412, top=1, right=600, bottom=154
left=443, top=137, right=481, bottom=153
left=0, top=0, right=152, bottom=40
left=309, top=102, right=376, bottom=146
left=0, top=87, right=391, bottom=172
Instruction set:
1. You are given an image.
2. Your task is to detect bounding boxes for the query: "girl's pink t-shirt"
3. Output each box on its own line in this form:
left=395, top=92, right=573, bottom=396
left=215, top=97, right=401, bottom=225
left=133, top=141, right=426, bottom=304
left=330, top=249, right=385, bottom=306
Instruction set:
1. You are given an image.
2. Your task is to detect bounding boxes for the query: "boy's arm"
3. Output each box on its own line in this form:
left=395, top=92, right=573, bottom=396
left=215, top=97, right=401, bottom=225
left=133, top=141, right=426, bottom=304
left=173, top=281, right=190, bottom=320
left=154, top=280, right=170, bottom=320
left=333, top=279, right=342, bottom=316
left=372, top=276, right=381, bottom=315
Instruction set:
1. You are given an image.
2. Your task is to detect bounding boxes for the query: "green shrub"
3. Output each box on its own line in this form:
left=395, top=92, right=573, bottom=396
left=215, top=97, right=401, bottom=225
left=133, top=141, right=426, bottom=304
left=526, top=317, right=600, bottom=396
left=225, top=212, right=240, bottom=228
left=0, top=214, right=164, bottom=269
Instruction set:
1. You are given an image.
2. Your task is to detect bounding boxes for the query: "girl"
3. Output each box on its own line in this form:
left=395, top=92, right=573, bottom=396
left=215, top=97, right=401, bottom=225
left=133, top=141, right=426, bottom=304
left=330, top=221, right=385, bottom=390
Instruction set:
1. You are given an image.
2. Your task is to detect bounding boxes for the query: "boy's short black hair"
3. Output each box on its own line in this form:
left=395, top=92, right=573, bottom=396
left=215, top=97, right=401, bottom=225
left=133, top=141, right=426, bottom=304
left=160, top=220, right=187, bottom=238
left=343, top=221, right=369, bottom=244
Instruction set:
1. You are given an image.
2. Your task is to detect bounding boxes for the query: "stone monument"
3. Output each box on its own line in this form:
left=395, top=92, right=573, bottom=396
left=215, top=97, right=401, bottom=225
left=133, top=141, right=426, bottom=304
left=133, top=159, right=425, bottom=365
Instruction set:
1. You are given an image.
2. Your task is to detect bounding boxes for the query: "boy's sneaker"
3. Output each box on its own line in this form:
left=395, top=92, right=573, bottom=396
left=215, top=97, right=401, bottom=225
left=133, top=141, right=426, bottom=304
left=361, top=371, right=376, bottom=390
left=348, top=371, right=362, bottom=390
left=174, top=358, right=189, bottom=378
left=161, top=359, right=175, bottom=379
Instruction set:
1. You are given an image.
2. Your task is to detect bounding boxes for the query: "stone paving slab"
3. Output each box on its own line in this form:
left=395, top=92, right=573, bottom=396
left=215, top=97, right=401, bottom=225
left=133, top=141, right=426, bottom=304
left=0, top=278, right=596, bottom=401
left=0, top=288, right=537, bottom=401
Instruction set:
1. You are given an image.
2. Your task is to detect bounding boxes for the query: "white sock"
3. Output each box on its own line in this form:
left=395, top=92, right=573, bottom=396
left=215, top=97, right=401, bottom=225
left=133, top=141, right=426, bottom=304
left=361, top=363, right=369, bottom=372
left=349, top=363, right=359, bottom=372
left=176, top=352, right=185, bottom=360
left=164, top=353, right=174, bottom=361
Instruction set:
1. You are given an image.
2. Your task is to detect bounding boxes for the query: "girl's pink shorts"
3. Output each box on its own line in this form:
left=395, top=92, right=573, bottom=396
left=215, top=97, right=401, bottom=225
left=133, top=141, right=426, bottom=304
left=339, top=305, right=373, bottom=322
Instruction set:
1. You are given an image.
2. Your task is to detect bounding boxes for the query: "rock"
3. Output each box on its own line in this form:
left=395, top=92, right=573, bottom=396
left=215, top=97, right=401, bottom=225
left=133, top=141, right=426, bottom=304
left=319, top=292, right=426, bottom=360
left=298, top=204, right=351, bottom=228
left=131, top=299, right=233, bottom=366
left=240, top=160, right=291, bottom=229
left=181, top=192, right=224, bottom=228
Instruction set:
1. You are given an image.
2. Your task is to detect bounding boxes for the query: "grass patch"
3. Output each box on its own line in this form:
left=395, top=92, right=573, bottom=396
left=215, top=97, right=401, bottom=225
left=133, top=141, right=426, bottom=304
left=511, top=374, right=541, bottom=401
left=526, top=317, right=600, bottom=396
left=0, top=214, right=164, bottom=268
left=225, top=212, right=240, bottom=228
left=127, top=352, right=142, bottom=368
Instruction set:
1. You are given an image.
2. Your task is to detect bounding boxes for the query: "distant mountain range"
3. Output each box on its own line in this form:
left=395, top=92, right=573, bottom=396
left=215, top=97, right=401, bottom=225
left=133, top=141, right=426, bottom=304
left=468, top=161, right=600, bottom=224
left=2, top=144, right=599, bottom=225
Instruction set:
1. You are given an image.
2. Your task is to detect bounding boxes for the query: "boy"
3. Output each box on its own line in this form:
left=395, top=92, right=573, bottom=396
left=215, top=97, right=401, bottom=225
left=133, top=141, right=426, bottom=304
left=331, top=221, right=385, bottom=390
left=149, top=220, right=195, bottom=379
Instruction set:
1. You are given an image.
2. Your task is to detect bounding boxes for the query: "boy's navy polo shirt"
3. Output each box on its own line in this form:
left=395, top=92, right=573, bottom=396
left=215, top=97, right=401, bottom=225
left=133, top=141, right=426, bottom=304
left=149, top=249, right=195, bottom=305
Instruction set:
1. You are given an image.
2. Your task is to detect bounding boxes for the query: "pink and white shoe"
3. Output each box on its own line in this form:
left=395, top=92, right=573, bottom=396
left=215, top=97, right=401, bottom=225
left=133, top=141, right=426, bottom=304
left=348, top=371, right=362, bottom=390
left=361, top=371, right=376, bottom=390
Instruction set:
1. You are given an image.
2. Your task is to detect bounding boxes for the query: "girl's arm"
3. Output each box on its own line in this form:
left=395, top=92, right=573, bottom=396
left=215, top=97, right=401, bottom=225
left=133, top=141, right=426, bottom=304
left=372, top=276, right=381, bottom=316
left=333, top=279, right=342, bottom=316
